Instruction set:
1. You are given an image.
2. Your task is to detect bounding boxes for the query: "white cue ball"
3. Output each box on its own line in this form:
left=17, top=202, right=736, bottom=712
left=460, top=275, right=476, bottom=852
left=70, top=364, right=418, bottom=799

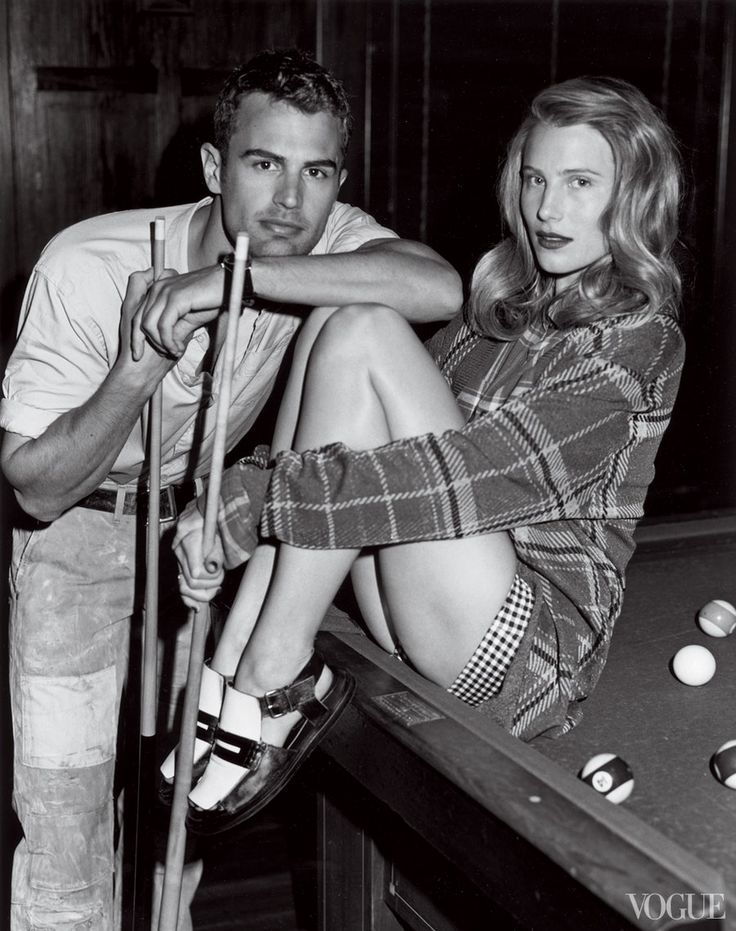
left=712, top=740, right=736, bottom=789
left=672, top=644, right=716, bottom=686
left=579, top=753, right=634, bottom=803
left=698, top=600, right=736, bottom=638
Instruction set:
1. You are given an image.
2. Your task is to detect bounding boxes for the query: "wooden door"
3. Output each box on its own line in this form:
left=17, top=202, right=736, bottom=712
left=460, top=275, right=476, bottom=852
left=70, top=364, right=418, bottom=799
left=5, top=0, right=318, bottom=282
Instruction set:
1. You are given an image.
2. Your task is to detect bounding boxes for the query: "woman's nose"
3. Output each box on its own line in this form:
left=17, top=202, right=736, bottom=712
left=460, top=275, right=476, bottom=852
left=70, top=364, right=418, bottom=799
left=537, top=185, right=562, bottom=222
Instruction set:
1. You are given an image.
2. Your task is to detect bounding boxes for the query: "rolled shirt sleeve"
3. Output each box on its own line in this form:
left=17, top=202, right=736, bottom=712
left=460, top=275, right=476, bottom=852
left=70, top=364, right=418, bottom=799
left=1, top=263, right=116, bottom=438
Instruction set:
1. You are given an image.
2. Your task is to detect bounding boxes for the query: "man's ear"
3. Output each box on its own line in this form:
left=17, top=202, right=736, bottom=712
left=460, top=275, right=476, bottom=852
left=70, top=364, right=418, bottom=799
left=338, top=168, right=348, bottom=189
left=201, top=142, right=223, bottom=195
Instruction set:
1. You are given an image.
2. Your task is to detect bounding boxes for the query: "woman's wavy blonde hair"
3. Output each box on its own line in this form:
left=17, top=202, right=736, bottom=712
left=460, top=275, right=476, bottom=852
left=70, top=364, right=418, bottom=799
left=466, top=76, right=682, bottom=339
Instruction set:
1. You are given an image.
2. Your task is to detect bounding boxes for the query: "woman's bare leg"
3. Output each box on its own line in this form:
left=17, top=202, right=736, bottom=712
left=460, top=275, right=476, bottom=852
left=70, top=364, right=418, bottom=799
left=208, top=307, right=341, bottom=677
left=188, top=303, right=516, bottom=811
left=233, top=304, right=515, bottom=719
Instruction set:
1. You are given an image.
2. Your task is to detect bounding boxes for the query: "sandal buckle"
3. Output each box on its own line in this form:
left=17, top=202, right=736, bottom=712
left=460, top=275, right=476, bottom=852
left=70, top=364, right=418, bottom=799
left=262, top=687, right=291, bottom=718
left=262, top=679, right=314, bottom=718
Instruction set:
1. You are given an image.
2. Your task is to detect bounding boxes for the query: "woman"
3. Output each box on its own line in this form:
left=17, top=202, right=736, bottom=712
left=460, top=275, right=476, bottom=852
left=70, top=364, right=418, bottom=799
left=164, top=75, right=685, bottom=834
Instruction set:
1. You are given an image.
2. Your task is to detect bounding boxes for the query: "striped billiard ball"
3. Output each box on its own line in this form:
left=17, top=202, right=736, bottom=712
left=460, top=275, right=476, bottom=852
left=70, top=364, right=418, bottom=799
left=579, top=753, right=634, bottom=803
left=712, top=740, right=736, bottom=789
left=698, top=600, right=736, bottom=638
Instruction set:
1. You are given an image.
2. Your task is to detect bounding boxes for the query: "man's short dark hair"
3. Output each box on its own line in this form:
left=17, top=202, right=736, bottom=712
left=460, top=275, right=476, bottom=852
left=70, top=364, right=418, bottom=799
left=214, top=48, right=353, bottom=161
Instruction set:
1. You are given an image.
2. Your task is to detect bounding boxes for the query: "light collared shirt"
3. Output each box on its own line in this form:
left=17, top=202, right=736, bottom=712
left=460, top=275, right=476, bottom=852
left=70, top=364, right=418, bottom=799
left=1, top=197, right=397, bottom=488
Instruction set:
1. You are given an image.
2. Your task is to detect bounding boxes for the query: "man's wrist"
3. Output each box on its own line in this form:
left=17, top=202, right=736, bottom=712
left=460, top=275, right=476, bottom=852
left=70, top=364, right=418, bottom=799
left=220, top=253, right=256, bottom=309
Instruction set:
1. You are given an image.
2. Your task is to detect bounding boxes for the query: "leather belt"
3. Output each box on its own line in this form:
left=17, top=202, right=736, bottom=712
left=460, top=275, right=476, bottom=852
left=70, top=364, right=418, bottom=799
left=78, top=481, right=200, bottom=521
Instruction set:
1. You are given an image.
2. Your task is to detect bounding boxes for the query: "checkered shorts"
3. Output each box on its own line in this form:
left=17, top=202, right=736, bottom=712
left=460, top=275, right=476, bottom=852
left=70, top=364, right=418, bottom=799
left=447, top=572, right=534, bottom=707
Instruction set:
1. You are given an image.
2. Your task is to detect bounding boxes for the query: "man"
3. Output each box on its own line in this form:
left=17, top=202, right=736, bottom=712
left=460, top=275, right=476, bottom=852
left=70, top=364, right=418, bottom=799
left=0, top=48, right=460, bottom=931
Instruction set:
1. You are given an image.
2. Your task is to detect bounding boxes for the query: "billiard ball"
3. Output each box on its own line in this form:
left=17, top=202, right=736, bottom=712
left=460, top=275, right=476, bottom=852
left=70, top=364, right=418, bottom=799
left=712, top=740, right=736, bottom=789
left=579, top=753, right=634, bottom=803
left=698, top=600, right=736, bottom=638
left=672, top=644, right=716, bottom=686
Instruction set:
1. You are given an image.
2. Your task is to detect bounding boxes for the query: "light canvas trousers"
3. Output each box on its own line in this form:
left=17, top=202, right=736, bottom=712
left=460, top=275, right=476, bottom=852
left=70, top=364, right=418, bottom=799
left=9, top=505, right=199, bottom=930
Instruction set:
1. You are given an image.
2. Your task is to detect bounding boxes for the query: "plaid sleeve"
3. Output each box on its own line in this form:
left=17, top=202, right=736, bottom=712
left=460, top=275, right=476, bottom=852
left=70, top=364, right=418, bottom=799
left=260, top=316, right=683, bottom=550
left=198, top=446, right=272, bottom=569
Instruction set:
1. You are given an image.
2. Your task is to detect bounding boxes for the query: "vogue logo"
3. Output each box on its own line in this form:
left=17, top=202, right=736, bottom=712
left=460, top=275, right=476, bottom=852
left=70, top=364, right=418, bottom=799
left=626, top=893, right=725, bottom=922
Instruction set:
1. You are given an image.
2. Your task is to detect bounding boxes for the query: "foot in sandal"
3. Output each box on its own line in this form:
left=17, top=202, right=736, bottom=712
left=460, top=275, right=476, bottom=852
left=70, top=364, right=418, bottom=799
left=185, top=651, right=354, bottom=835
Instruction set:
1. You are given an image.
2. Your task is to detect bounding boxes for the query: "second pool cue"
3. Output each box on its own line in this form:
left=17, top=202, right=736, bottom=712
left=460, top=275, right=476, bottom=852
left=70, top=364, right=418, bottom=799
left=133, top=215, right=166, bottom=931
left=144, top=214, right=166, bottom=737
left=157, top=232, right=250, bottom=931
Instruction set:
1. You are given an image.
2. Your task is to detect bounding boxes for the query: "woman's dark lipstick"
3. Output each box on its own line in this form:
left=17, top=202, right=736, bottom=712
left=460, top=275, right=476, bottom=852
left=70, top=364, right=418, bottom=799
left=536, top=232, right=573, bottom=250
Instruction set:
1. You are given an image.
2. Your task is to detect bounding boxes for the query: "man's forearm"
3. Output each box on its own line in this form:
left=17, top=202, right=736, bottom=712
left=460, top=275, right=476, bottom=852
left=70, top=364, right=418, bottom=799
left=135, top=239, right=463, bottom=360
left=252, top=239, right=462, bottom=323
left=2, top=363, right=162, bottom=522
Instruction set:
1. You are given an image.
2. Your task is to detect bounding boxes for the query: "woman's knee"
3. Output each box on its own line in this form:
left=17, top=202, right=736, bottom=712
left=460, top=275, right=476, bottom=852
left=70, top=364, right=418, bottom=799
left=303, top=304, right=342, bottom=334
left=313, top=303, right=411, bottom=365
left=293, top=305, right=342, bottom=358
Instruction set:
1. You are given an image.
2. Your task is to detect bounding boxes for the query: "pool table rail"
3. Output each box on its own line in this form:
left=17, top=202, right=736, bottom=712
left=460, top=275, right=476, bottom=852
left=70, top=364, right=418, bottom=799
left=316, top=628, right=734, bottom=930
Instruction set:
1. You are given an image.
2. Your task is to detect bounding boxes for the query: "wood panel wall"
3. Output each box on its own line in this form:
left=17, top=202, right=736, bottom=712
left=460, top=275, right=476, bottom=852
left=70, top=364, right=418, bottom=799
left=296, top=0, right=735, bottom=519
left=1, top=0, right=734, bottom=517
left=357, top=0, right=734, bottom=517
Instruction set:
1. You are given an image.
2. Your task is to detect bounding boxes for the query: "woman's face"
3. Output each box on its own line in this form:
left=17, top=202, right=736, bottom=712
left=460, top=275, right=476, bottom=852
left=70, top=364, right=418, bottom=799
left=520, top=122, right=615, bottom=293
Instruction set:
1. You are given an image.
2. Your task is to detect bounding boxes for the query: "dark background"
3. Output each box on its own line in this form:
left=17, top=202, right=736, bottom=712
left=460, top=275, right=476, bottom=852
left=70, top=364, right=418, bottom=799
left=2, top=0, right=736, bottom=926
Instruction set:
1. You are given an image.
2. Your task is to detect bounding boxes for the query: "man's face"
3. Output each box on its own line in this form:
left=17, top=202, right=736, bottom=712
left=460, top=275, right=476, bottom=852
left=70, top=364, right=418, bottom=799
left=204, top=91, right=346, bottom=257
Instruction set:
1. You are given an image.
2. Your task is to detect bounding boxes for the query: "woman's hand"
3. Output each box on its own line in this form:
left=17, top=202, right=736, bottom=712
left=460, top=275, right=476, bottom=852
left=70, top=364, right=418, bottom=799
left=173, top=501, right=225, bottom=609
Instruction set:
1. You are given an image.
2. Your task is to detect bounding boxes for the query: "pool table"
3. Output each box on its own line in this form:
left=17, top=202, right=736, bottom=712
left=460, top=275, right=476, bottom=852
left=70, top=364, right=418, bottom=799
left=314, top=515, right=736, bottom=930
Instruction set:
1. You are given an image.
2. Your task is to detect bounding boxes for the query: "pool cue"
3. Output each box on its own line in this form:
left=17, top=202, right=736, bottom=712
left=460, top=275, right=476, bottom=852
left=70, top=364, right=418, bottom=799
left=133, top=216, right=166, bottom=930
left=157, top=232, right=250, bottom=931
left=144, top=216, right=166, bottom=736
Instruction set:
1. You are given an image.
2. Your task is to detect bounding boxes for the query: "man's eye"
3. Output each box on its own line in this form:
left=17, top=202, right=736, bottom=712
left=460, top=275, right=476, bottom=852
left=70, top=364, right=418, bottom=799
left=255, top=160, right=276, bottom=171
left=306, top=167, right=328, bottom=179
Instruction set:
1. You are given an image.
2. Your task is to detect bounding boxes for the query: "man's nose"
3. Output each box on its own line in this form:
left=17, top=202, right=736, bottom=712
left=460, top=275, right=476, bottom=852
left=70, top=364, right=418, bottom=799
left=274, top=172, right=302, bottom=209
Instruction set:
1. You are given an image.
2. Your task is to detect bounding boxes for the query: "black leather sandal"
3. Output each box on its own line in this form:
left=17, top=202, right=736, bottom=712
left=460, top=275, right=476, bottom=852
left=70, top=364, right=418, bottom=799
left=186, top=651, right=355, bottom=835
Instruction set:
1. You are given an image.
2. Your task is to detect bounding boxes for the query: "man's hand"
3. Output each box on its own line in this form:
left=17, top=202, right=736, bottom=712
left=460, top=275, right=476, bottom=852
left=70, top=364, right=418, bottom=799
left=117, top=269, right=180, bottom=381
left=173, top=501, right=225, bottom=609
left=131, top=264, right=227, bottom=360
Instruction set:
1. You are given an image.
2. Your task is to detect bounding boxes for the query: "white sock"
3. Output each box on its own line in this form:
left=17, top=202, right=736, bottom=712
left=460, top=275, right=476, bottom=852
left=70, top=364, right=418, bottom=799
left=160, top=664, right=225, bottom=782
left=188, top=684, right=261, bottom=810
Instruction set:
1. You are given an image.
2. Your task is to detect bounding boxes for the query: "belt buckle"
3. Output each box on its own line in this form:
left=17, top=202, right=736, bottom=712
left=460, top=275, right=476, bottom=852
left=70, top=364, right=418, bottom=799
left=159, top=486, right=177, bottom=523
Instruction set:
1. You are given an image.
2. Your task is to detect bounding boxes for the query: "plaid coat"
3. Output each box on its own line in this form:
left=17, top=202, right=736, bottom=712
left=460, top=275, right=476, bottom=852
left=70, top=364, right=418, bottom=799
left=214, top=309, right=684, bottom=740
